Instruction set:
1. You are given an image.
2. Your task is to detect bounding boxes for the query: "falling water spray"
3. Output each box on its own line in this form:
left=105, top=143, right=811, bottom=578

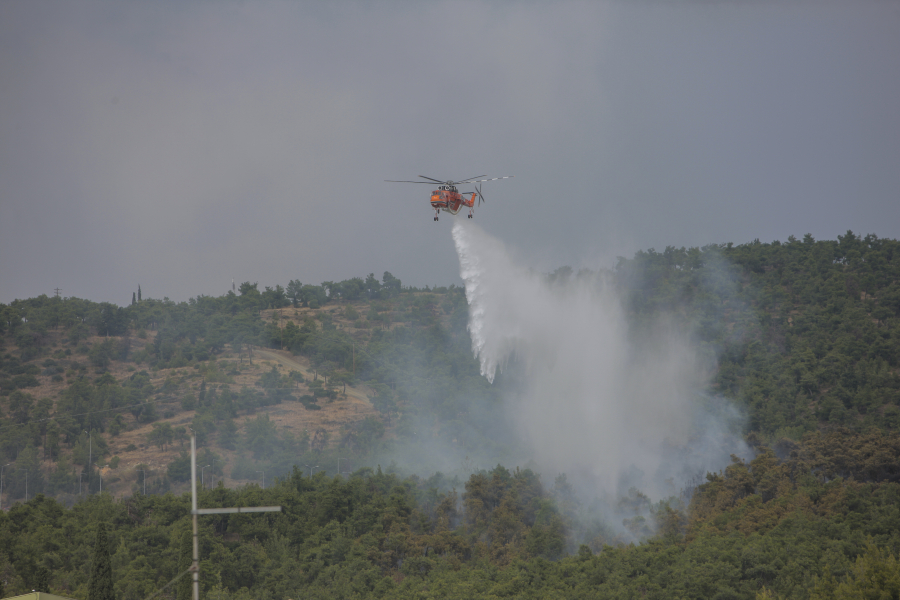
left=452, top=220, right=747, bottom=499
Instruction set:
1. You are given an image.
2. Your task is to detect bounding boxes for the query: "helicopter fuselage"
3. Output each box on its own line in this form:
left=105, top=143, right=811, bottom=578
left=430, top=186, right=475, bottom=215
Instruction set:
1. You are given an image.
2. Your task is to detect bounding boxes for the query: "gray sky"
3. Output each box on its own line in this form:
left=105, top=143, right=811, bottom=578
left=2, top=1, right=898, bottom=305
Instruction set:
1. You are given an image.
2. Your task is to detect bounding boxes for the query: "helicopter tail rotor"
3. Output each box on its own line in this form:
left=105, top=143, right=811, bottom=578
left=476, top=183, right=485, bottom=206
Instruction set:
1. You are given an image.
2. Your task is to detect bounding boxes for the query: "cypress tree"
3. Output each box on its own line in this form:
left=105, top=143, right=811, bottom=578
left=34, top=563, right=50, bottom=593
left=132, top=292, right=136, bottom=306
left=176, top=529, right=193, bottom=600
left=88, top=522, right=115, bottom=600
left=138, top=285, right=142, bottom=302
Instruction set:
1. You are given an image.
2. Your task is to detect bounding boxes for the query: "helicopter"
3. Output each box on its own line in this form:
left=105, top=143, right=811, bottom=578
left=386, top=175, right=513, bottom=221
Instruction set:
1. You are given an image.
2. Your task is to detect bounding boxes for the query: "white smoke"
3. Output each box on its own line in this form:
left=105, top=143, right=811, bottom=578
left=453, top=220, right=748, bottom=499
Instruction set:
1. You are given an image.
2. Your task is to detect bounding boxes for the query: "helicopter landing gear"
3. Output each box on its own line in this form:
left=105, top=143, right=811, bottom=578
left=434, top=208, right=440, bottom=222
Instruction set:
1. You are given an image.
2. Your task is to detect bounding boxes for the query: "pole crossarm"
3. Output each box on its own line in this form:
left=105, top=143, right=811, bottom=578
left=193, top=506, right=281, bottom=515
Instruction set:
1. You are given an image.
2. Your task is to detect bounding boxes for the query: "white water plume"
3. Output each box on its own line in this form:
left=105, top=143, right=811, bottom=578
left=453, top=220, right=747, bottom=498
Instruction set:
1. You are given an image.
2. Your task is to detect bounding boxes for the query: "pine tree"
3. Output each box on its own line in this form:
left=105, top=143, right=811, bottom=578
left=88, top=522, right=115, bottom=600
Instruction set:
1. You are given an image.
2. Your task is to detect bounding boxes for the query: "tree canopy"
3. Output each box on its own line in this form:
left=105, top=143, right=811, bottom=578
left=1, top=231, right=899, bottom=599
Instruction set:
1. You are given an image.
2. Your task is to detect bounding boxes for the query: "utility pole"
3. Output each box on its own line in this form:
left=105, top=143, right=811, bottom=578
left=54, top=288, right=62, bottom=298
left=191, top=435, right=199, bottom=600
left=189, top=434, right=280, bottom=600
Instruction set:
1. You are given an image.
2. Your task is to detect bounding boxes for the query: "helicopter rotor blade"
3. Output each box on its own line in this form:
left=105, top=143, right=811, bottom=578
left=387, top=174, right=512, bottom=189
left=466, top=176, right=514, bottom=184
left=453, top=175, right=487, bottom=185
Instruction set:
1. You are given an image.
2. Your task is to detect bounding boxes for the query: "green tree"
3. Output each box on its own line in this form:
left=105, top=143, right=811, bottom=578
left=238, top=281, right=258, bottom=296
left=34, top=563, right=50, bottom=593
left=88, top=522, right=115, bottom=600
left=93, top=302, right=128, bottom=337
left=148, top=422, right=174, bottom=450
left=382, top=271, right=402, bottom=296
left=365, top=273, right=381, bottom=298
left=69, top=322, right=90, bottom=344
left=811, top=542, right=900, bottom=600
left=219, top=419, right=238, bottom=450
left=286, top=279, right=303, bottom=306
left=8, top=390, right=34, bottom=424
left=89, top=339, right=117, bottom=370
left=167, top=452, right=192, bottom=482
left=176, top=529, right=192, bottom=600
left=244, top=413, right=278, bottom=459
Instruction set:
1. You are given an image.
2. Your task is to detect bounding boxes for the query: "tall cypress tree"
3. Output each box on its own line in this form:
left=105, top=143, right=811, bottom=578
left=34, top=564, right=50, bottom=593
left=138, top=285, right=142, bottom=302
left=176, top=529, right=193, bottom=600
left=132, top=292, right=136, bottom=306
left=88, top=522, right=115, bottom=600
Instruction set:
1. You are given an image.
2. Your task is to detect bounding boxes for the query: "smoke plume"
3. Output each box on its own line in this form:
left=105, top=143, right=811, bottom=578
left=453, top=220, right=748, bottom=500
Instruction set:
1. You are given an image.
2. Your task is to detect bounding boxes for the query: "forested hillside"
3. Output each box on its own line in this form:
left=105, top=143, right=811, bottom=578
left=1, top=231, right=899, bottom=599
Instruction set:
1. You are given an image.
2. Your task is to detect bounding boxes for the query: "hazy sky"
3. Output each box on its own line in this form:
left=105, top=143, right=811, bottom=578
left=2, top=1, right=898, bottom=305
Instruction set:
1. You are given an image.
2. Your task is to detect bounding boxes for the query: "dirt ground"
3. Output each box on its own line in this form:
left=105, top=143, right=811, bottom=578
left=3, top=294, right=455, bottom=502
left=3, top=329, right=379, bottom=501
left=106, top=347, right=378, bottom=494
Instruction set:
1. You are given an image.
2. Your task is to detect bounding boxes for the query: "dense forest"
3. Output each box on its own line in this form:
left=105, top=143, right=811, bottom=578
left=1, top=231, right=899, bottom=599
